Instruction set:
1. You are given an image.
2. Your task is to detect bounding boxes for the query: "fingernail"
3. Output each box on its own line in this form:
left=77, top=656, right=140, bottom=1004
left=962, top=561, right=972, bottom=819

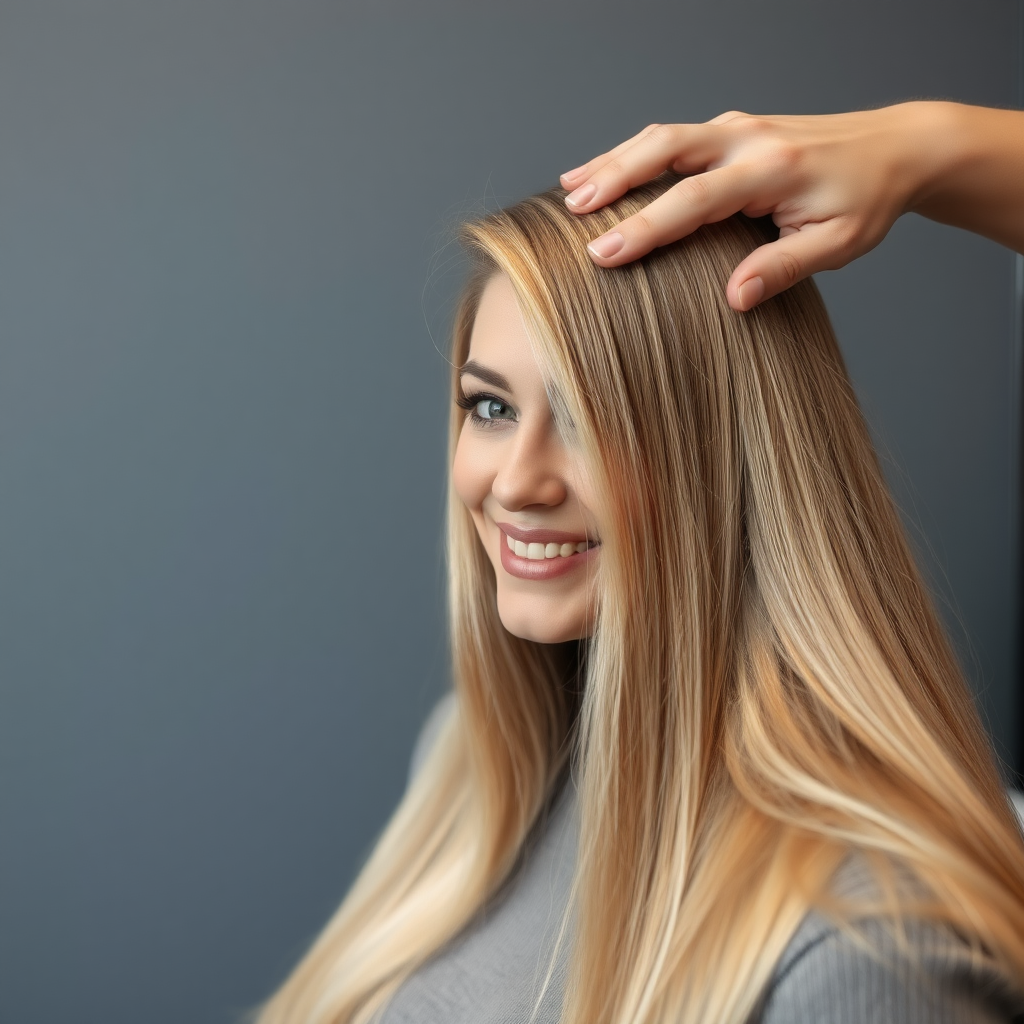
left=587, top=232, right=625, bottom=260
left=561, top=165, right=587, bottom=183
left=737, top=276, right=765, bottom=311
left=565, top=182, right=597, bottom=208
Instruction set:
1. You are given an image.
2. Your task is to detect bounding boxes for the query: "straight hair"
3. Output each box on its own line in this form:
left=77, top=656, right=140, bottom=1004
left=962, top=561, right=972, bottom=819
left=254, top=175, right=1024, bottom=1024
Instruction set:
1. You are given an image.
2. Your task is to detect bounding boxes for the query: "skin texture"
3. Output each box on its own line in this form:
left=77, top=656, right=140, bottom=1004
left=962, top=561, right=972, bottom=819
left=560, top=101, right=1024, bottom=311
left=452, top=273, right=602, bottom=643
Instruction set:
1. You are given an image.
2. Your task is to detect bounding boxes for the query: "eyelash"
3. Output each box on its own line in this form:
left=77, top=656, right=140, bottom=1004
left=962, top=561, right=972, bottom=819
left=455, top=390, right=516, bottom=429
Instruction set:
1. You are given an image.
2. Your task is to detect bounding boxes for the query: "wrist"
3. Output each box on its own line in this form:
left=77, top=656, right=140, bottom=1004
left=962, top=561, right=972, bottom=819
left=902, top=101, right=1024, bottom=220
left=887, top=101, right=965, bottom=218
left=899, top=101, right=1024, bottom=250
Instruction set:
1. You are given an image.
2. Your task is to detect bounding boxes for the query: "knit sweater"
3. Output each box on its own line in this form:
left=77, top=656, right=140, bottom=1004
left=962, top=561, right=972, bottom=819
left=377, top=694, right=1024, bottom=1024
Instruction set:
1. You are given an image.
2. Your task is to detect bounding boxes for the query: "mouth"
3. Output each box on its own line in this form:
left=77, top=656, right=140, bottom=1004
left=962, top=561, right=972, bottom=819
left=496, top=522, right=601, bottom=581
left=503, top=532, right=598, bottom=560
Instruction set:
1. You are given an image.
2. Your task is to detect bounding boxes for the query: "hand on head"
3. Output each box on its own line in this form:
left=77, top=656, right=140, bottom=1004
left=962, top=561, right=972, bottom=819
left=560, top=101, right=1024, bottom=311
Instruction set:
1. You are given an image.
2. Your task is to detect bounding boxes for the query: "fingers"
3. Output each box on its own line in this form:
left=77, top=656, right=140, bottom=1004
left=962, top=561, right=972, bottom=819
left=583, top=163, right=768, bottom=266
left=725, top=220, right=858, bottom=311
left=560, top=110, right=907, bottom=308
left=561, top=123, right=726, bottom=212
left=559, top=124, right=664, bottom=187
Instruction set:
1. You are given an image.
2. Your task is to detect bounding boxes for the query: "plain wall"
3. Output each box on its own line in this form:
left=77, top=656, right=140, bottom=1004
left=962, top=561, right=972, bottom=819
left=0, top=2, right=1020, bottom=1021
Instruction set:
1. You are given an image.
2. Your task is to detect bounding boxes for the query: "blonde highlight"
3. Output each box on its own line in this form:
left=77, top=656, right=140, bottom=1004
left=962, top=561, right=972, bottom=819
left=254, top=175, right=1024, bottom=1024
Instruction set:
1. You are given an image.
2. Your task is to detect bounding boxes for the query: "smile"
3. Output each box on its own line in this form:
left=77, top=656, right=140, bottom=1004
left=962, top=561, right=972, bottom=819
left=505, top=534, right=596, bottom=560
left=497, top=524, right=601, bottom=581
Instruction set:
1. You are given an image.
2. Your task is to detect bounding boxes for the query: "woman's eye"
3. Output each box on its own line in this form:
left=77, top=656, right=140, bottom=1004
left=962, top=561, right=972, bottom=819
left=474, top=398, right=512, bottom=423
left=456, top=391, right=516, bottom=428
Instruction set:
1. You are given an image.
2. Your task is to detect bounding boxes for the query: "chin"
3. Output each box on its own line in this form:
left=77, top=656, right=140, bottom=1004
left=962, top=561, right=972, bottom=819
left=496, top=597, right=588, bottom=644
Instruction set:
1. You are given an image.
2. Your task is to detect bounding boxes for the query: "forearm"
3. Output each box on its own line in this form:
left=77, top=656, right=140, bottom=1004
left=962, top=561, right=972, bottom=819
left=905, top=101, right=1024, bottom=254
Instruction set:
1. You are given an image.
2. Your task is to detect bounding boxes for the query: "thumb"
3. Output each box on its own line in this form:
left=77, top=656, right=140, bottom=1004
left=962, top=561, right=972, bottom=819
left=726, top=221, right=853, bottom=312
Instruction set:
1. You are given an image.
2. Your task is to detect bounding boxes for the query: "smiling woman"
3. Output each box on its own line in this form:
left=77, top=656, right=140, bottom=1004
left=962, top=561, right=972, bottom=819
left=452, top=274, right=603, bottom=642
left=253, top=176, right=1024, bottom=1024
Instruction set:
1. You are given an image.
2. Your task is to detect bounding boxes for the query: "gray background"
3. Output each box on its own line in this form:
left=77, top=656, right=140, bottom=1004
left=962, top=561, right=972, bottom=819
left=0, top=2, right=1021, bottom=1022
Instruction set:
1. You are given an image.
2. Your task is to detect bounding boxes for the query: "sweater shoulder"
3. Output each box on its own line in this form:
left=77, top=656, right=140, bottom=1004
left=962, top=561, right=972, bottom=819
left=407, top=691, right=457, bottom=787
left=755, top=851, right=1024, bottom=1023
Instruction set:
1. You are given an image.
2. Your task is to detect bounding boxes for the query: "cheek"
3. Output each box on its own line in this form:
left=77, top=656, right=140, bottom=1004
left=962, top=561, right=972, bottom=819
left=567, top=462, right=603, bottom=527
left=451, top=429, right=491, bottom=512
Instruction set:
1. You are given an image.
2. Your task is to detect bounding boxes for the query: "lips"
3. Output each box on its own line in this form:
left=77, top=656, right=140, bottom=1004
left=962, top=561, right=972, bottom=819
left=496, top=522, right=601, bottom=581
left=495, top=522, right=600, bottom=546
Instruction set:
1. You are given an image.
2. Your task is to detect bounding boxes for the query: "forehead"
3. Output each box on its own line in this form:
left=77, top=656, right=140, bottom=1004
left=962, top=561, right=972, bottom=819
left=467, top=274, right=541, bottom=378
left=467, top=274, right=579, bottom=439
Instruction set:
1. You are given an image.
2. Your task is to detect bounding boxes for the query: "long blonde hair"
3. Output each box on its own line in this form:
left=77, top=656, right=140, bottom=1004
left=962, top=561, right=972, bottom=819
left=254, top=176, right=1024, bottom=1024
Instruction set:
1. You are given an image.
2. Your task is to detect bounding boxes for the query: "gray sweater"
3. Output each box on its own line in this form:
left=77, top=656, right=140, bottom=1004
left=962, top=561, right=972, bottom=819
left=378, top=694, right=1024, bottom=1023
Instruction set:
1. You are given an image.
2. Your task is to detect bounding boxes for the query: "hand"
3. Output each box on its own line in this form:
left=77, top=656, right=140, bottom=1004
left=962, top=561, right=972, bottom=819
left=559, top=103, right=949, bottom=311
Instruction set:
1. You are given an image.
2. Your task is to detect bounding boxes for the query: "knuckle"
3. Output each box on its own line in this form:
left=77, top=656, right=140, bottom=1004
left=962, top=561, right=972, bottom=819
left=765, top=141, right=801, bottom=173
left=645, top=123, right=678, bottom=148
left=676, top=174, right=714, bottom=209
left=730, top=111, right=766, bottom=135
left=601, top=157, right=627, bottom=181
left=628, top=211, right=657, bottom=238
left=720, top=111, right=773, bottom=139
left=777, top=249, right=803, bottom=285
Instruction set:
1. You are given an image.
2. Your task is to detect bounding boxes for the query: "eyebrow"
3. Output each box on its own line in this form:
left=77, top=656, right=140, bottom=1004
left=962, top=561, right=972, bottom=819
left=458, top=360, right=513, bottom=393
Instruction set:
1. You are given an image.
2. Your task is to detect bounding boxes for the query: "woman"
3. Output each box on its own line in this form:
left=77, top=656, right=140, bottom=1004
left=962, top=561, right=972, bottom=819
left=254, top=102, right=1024, bottom=1023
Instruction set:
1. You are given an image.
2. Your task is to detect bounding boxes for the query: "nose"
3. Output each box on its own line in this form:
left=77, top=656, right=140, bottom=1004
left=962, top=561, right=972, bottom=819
left=491, top=420, right=568, bottom=511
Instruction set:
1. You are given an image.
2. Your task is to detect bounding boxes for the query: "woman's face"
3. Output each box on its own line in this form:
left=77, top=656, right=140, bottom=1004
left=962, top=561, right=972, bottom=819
left=452, top=273, right=602, bottom=644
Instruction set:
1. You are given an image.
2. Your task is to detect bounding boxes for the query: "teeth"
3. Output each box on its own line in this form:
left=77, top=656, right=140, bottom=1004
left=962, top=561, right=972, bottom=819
left=506, top=534, right=596, bottom=560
